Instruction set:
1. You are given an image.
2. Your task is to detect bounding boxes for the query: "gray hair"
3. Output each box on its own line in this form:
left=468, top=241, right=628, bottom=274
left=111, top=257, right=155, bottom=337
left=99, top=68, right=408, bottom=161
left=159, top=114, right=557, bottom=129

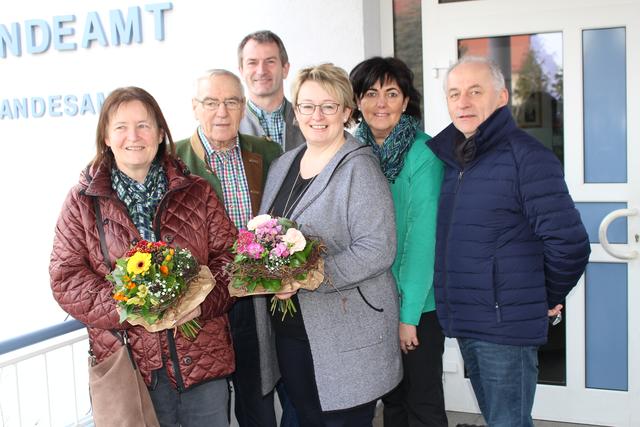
left=444, top=56, right=506, bottom=92
left=194, top=69, right=245, bottom=98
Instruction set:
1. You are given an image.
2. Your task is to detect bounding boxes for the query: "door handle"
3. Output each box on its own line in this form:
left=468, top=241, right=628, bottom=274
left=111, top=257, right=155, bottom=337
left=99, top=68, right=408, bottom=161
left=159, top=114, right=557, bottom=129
left=598, top=208, right=638, bottom=260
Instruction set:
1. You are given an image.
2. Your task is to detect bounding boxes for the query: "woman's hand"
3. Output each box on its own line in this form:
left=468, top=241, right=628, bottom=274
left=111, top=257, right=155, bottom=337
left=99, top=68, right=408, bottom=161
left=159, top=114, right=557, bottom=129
left=274, top=280, right=303, bottom=300
left=175, top=306, right=201, bottom=326
left=274, top=291, right=297, bottom=300
left=399, top=322, right=419, bottom=354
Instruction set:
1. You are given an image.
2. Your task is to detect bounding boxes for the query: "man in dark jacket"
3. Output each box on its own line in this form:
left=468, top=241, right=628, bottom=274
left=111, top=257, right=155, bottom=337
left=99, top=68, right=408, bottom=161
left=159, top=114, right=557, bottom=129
left=427, top=56, right=591, bottom=427
left=175, top=69, right=284, bottom=427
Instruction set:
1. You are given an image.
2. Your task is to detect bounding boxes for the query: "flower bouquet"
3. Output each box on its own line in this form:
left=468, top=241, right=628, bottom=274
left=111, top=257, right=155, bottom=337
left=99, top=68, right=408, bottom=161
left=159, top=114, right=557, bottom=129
left=226, top=214, right=325, bottom=319
left=107, top=240, right=216, bottom=340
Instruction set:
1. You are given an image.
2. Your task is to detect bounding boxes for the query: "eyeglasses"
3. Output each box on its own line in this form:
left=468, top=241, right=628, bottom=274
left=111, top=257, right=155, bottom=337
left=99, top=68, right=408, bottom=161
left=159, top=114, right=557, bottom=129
left=195, top=98, right=243, bottom=111
left=296, top=102, right=341, bottom=115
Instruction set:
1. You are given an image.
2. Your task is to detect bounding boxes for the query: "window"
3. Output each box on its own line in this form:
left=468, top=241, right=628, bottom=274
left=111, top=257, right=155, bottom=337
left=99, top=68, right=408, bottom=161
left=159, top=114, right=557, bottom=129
left=459, top=33, right=564, bottom=164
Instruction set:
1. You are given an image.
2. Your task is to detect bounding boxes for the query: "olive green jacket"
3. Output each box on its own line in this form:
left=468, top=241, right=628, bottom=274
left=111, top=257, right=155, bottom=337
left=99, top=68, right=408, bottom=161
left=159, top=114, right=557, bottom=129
left=175, top=131, right=282, bottom=215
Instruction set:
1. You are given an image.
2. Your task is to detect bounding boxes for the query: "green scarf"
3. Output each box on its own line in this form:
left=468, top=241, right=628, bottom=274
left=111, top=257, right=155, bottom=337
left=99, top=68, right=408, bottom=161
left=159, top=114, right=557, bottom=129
left=355, top=114, right=420, bottom=183
left=111, top=161, right=167, bottom=241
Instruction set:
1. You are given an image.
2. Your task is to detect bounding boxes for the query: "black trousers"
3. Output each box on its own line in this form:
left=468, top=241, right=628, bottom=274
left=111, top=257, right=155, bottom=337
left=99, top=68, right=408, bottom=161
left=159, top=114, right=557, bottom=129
left=230, top=297, right=296, bottom=427
left=382, top=311, right=448, bottom=427
left=275, top=332, right=377, bottom=427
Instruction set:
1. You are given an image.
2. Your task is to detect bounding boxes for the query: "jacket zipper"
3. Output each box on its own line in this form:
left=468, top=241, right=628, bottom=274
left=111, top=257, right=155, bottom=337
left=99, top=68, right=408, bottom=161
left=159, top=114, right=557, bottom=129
left=492, top=258, right=501, bottom=322
left=166, top=330, right=185, bottom=391
left=153, top=179, right=190, bottom=239
left=443, top=169, right=465, bottom=336
left=91, top=165, right=192, bottom=390
left=155, top=177, right=191, bottom=391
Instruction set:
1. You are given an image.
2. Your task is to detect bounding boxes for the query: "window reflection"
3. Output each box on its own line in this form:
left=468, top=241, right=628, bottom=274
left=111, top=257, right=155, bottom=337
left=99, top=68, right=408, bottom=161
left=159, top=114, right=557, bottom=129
left=458, top=33, right=564, bottom=164
left=393, top=0, right=423, bottom=119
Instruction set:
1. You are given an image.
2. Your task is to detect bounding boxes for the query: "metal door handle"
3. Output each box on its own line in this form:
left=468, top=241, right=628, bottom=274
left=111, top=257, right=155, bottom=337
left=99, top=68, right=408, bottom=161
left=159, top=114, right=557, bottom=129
left=598, top=208, right=638, bottom=260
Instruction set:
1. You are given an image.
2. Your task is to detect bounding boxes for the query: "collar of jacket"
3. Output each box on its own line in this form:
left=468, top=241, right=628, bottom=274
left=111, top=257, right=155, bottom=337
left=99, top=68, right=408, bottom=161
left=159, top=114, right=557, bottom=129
left=427, top=106, right=516, bottom=169
left=81, top=155, right=191, bottom=197
left=260, top=132, right=371, bottom=221
left=187, top=130, right=266, bottom=215
left=188, top=130, right=264, bottom=163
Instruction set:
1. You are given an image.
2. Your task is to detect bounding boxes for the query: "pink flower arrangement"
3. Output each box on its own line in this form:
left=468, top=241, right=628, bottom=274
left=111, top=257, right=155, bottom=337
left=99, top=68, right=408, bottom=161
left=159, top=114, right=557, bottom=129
left=234, top=216, right=308, bottom=266
left=227, top=215, right=324, bottom=319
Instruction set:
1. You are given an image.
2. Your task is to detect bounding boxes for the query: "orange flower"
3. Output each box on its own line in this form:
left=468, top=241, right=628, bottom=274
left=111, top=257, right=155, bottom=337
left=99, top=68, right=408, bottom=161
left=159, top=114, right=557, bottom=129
left=160, top=265, right=169, bottom=276
left=113, top=292, right=128, bottom=302
left=122, top=275, right=131, bottom=282
left=127, top=282, right=136, bottom=289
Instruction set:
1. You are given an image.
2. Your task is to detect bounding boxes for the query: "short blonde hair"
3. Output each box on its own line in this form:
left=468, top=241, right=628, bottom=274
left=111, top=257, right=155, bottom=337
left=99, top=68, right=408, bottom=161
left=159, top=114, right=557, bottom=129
left=291, top=63, right=356, bottom=127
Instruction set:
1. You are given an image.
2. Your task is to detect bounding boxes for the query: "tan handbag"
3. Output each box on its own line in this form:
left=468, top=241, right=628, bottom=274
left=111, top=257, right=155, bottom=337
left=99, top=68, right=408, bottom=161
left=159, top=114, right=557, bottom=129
left=88, top=331, right=160, bottom=427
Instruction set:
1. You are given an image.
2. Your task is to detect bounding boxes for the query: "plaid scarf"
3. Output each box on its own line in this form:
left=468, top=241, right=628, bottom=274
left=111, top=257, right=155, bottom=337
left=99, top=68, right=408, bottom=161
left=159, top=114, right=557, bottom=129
left=355, top=114, right=421, bottom=183
left=111, top=161, right=167, bottom=241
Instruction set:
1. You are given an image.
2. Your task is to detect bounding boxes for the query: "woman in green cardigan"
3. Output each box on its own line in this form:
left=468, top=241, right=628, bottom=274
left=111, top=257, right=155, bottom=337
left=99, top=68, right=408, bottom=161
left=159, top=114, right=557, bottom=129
left=351, top=57, right=447, bottom=427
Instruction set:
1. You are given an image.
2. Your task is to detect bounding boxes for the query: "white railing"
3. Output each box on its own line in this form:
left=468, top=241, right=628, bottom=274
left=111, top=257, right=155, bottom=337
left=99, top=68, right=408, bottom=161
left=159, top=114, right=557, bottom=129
left=0, top=328, right=93, bottom=427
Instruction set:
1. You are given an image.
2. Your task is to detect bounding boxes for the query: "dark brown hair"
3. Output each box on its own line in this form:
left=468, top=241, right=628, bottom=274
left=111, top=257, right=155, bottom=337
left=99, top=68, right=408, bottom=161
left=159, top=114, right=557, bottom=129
left=349, top=56, right=422, bottom=123
left=92, top=86, right=174, bottom=167
left=237, top=30, right=289, bottom=68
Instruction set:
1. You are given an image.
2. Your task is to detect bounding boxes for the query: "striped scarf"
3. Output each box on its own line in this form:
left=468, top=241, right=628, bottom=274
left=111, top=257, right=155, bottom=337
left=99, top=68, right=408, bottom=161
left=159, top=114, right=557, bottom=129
left=355, top=114, right=420, bottom=183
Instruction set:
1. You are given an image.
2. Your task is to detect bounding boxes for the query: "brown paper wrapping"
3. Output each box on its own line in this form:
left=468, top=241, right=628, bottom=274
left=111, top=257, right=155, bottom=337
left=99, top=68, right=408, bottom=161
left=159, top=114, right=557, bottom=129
left=122, top=265, right=215, bottom=332
left=228, top=258, right=325, bottom=297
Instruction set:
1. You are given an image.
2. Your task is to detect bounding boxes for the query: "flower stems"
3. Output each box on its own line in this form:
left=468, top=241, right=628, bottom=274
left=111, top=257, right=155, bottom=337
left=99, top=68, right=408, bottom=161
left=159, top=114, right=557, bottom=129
left=270, top=296, right=297, bottom=320
left=179, top=319, right=201, bottom=341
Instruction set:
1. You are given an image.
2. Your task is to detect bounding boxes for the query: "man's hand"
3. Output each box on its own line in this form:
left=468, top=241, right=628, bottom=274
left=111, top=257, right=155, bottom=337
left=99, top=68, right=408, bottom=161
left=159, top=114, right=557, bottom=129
left=548, top=304, right=563, bottom=317
left=399, top=322, right=419, bottom=354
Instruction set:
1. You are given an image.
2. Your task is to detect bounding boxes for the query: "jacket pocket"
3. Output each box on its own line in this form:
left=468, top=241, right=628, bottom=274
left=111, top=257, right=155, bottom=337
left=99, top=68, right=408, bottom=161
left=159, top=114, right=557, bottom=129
left=357, top=286, right=384, bottom=312
left=334, top=289, right=385, bottom=353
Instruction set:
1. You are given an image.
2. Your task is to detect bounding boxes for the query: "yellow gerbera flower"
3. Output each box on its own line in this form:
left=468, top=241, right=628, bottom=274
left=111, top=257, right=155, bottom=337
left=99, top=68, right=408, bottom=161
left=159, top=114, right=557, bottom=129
left=127, top=252, right=152, bottom=275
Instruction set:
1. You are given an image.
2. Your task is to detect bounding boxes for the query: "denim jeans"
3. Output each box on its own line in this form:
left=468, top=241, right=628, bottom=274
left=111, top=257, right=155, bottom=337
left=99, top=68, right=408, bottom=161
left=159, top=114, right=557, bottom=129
left=457, top=338, right=538, bottom=427
left=148, top=367, right=229, bottom=427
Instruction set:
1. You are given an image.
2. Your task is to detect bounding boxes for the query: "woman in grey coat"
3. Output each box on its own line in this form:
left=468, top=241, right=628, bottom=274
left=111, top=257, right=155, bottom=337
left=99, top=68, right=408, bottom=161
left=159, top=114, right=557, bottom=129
left=253, top=64, right=402, bottom=427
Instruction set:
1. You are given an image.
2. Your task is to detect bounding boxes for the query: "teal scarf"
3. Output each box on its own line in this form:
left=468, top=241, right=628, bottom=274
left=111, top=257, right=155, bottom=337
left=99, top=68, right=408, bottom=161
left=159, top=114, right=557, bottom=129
left=111, top=161, right=167, bottom=241
left=355, top=114, right=420, bottom=183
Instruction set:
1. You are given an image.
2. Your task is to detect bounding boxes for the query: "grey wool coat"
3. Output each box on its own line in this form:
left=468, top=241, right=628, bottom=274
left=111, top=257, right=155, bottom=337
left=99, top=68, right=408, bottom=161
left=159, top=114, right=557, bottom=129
left=254, top=133, right=402, bottom=411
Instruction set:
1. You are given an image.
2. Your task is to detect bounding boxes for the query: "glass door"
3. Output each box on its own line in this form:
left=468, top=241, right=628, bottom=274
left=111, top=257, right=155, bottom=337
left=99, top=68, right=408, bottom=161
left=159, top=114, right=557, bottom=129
left=421, top=0, right=640, bottom=425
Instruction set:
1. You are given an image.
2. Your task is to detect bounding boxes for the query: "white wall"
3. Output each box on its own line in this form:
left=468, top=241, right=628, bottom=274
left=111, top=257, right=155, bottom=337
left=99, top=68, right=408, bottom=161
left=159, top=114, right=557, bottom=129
left=0, top=0, right=377, bottom=339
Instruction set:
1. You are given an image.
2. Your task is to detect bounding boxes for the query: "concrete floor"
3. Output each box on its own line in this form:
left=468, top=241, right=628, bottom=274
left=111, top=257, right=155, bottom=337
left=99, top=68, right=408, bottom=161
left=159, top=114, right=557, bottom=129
left=372, top=406, right=604, bottom=427
left=229, top=389, right=604, bottom=427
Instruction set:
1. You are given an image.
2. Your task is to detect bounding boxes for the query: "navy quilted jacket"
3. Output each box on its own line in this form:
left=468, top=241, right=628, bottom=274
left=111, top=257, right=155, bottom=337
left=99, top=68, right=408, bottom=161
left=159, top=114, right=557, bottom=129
left=427, top=107, right=590, bottom=346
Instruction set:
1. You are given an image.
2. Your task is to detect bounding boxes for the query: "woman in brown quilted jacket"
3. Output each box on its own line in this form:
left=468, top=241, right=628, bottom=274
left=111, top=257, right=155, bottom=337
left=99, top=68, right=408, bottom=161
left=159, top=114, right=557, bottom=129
left=50, top=87, right=237, bottom=426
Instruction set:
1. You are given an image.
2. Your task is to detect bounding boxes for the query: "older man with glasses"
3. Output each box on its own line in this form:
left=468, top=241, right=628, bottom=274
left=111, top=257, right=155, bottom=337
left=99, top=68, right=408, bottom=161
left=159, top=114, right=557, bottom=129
left=175, top=69, right=282, bottom=425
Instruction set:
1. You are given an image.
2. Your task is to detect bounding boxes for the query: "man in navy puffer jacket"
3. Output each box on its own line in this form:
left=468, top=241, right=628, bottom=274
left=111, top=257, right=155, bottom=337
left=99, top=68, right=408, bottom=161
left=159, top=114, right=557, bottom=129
left=427, top=56, right=591, bottom=427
